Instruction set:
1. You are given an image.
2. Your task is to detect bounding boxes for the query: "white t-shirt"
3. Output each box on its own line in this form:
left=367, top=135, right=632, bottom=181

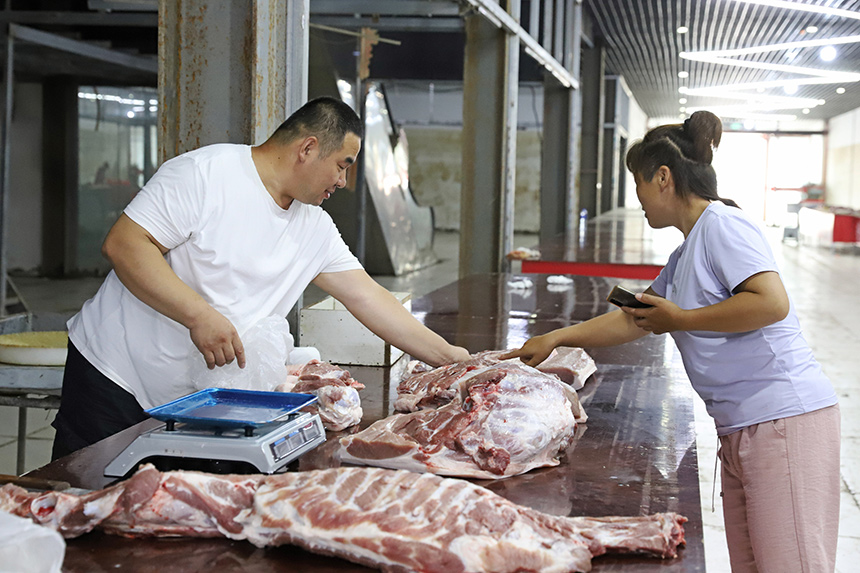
left=651, top=202, right=837, bottom=435
left=68, top=144, right=362, bottom=409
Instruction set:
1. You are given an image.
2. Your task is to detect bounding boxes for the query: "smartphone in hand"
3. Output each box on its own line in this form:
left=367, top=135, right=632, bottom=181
left=606, top=285, right=653, bottom=309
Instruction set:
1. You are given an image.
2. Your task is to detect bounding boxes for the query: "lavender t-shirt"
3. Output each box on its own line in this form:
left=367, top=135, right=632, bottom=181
left=651, top=202, right=837, bottom=436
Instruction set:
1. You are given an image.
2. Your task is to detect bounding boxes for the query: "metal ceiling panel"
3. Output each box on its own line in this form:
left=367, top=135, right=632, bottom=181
left=585, top=0, right=860, bottom=122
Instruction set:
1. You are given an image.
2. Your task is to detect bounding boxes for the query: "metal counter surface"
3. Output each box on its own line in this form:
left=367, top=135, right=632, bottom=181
left=27, top=274, right=704, bottom=572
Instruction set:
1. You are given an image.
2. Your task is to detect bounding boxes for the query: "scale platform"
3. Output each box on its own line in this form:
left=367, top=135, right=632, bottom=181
left=104, top=388, right=327, bottom=477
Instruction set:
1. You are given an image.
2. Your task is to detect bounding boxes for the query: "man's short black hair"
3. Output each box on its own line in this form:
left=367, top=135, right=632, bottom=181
left=271, top=96, right=363, bottom=157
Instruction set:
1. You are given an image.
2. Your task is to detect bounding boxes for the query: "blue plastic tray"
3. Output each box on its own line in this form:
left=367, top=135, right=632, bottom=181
left=146, top=388, right=318, bottom=429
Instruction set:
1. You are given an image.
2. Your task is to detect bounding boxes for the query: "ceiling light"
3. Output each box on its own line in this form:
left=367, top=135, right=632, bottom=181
left=678, top=71, right=689, bottom=78
left=681, top=51, right=860, bottom=80
left=802, top=108, right=810, bottom=114
left=680, top=106, right=686, bottom=112
left=837, top=87, right=846, bottom=94
left=680, top=34, right=860, bottom=59
left=694, top=109, right=798, bottom=122
left=757, top=87, right=765, bottom=93
left=784, top=85, right=798, bottom=95
left=679, top=88, right=824, bottom=109
left=806, top=26, right=818, bottom=34
left=126, top=111, right=135, bottom=119
left=731, top=0, right=860, bottom=22
left=677, top=26, right=689, bottom=34
left=692, top=77, right=848, bottom=94
left=679, top=98, right=687, bottom=104
left=820, top=46, right=837, bottom=62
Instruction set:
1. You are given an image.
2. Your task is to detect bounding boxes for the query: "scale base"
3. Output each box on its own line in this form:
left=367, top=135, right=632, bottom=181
left=104, top=412, right=325, bottom=478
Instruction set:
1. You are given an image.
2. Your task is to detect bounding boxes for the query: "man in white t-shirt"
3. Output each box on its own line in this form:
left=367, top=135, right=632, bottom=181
left=52, top=97, right=470, bottom=459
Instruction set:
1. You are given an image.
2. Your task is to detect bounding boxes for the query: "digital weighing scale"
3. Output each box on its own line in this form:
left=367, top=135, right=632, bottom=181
left=104, top=388, right=326, bottom=478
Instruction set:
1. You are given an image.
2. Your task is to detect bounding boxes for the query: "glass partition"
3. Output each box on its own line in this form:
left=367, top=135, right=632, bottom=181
left=76, top=86, right=157, bottom=274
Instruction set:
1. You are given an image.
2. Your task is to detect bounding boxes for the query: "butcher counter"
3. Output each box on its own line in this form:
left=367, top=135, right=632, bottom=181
left=25, top=273, right=705, bottom=572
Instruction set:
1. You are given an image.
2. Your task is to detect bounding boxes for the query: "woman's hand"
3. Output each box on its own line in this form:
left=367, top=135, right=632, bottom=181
left=500, top=332, right=560, bottom=367
left=620, top=292, right=683, bottom=335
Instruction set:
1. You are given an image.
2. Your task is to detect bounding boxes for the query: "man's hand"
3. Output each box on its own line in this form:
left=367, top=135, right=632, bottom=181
left=187, top=307, right=246, bottom=369
left=500, top=332, right=559, bottom=368
left=446, top=345, right=471, bottom=364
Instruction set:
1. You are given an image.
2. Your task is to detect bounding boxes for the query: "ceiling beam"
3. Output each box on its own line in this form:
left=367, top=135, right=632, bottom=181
left=0, top=10, right=157, bottom=26
left=310, top=16, right=463, bottom=32
left=311, top=1, right=461, bottom=17
left=462, top=0, right=578, bottom=89
left=10, top=24, right=156, bottom=73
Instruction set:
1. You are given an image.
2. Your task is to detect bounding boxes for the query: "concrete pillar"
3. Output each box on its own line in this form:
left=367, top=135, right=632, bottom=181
left=41, top=79, right=77, bottom=277
left=158, top=0, right=309, bottom=162
left=601, top=76, right=618, bottom=215
left=579, top=42, right=604, bottom=219
left=460, top=3, right=519, bottom=277
left=540, top=81, right=578, bottom=242
left=538, top=0, right=580, bottom=241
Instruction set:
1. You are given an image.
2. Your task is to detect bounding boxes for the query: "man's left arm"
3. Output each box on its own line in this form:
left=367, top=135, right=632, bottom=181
left=313, top=269, right=470, bottom=367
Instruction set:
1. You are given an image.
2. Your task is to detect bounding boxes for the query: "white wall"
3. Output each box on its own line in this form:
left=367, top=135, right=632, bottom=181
left=8, top=83, right=43, bottom=273
left=623, top=92, right=649, bottom=208
left=826, top=107, right=860, bottom=210
left=385, top=80, right=544, bottom=232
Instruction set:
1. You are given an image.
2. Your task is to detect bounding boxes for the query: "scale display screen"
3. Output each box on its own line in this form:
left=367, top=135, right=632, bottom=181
left=271, top=421, right=321, bottom=462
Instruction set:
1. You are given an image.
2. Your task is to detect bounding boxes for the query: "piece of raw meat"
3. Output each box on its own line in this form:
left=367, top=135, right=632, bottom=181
left=535, top=347, right=597, bottom=390
left=394, top=350, right=503, bottom=412
left=340, top=361, right=584, bottom=478
left=1, top=464, right=687, bottom=573
left=276, top=360, right=364, bottom=431
left=396, top=348, right=595, bottom=412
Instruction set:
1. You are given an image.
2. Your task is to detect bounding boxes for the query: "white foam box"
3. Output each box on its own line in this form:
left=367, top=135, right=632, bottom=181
left=298, top=292, right=411, bottom=366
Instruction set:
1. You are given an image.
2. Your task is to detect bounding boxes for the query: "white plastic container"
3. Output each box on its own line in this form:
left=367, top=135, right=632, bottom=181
left=299, top=293, right=411, bottom=366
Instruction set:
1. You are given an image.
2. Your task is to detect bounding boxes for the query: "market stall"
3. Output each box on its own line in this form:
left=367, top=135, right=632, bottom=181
left=22, top=274, right=704, bottom=572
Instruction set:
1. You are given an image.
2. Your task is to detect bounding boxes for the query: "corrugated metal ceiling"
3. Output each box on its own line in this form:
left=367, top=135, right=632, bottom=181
left=586, top=0, right=860, bottom=123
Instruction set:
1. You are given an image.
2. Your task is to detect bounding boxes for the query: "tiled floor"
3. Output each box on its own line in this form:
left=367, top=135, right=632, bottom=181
left=1, top=216, right=858, bottom=572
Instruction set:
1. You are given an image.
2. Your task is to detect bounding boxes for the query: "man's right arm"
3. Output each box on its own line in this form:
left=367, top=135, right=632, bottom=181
left=102, top=213, right=245, bottom=369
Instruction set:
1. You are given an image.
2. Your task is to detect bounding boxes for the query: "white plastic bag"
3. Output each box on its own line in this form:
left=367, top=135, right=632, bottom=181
left=0, top=511, right=65, bottom=573
left=190, top=315, right=294, bottom=392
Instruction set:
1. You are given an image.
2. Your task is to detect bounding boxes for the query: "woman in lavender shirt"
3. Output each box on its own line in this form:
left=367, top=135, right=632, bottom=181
left=505, top=111, right=839, bottom=572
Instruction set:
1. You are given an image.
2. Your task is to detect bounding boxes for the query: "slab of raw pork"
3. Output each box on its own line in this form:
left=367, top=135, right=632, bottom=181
left=396, top=348, right=595, bottom=412
left=275, top=360, right=364, bottom=431
left=340, top=361, right=584, bottom=478
left=537, top=347, right=597, bottom=390
left=1, top=464, right=686, bottom=573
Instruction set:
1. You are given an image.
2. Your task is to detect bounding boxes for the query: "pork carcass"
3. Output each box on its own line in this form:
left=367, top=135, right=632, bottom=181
left=396, top=348, right=595, bottom=412
left=340, top=361, right=584, bottom=478
left=394, top=350, right=503, bottom=412
left=276, top=360, right=364, bottom=431
left=1, top=464, right=687, bottom=573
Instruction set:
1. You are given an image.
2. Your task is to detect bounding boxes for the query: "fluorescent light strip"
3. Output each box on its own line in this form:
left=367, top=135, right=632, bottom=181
left=682, top=34, right=860, bottom=58
left=731, top=0, right=860, bottom=22
left=690, top=108, right=798, bottom=121
left=681, top=53, right=860, bottom=80
left=684, top=76, right=850, bottom=93
left=77, top=92, right=146, bottom=106
left=689, top=101, right=816, bottom=112
left=678, top=88, right=824, bottom=107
